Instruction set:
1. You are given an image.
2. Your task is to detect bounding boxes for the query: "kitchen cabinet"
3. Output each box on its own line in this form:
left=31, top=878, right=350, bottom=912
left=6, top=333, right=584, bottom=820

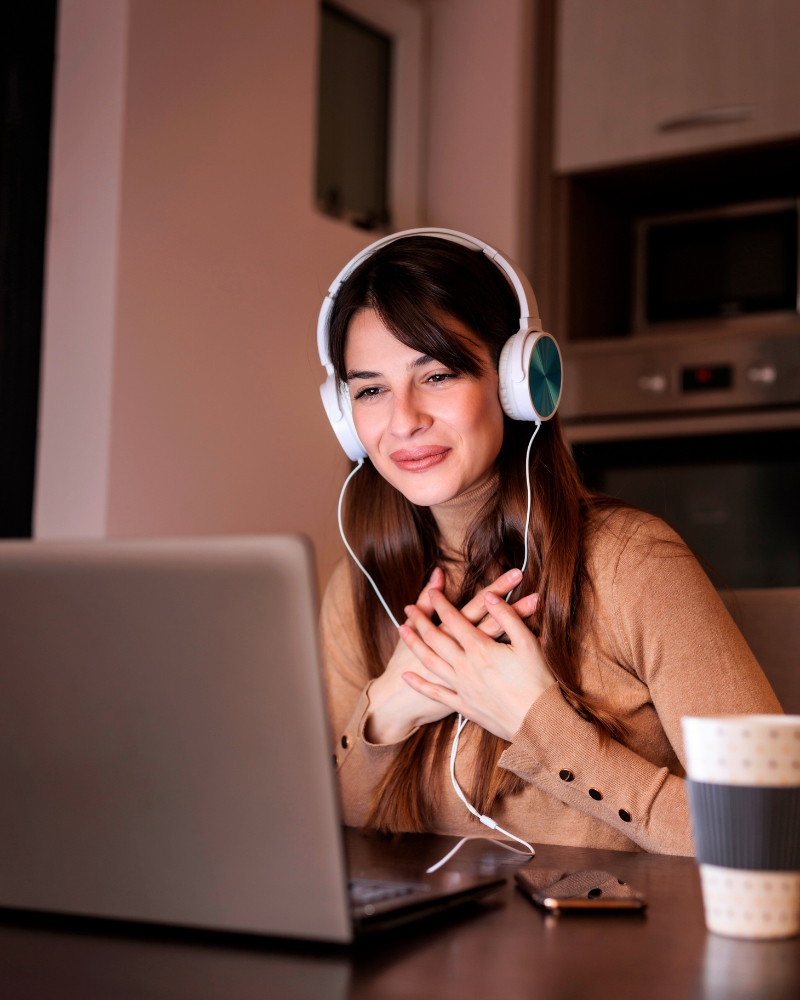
left=555, top=0, right=800, bottom=173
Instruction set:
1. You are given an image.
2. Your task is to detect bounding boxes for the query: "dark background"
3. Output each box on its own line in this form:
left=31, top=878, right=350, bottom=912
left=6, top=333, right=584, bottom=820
left=0, top=0, right=58, bottom=538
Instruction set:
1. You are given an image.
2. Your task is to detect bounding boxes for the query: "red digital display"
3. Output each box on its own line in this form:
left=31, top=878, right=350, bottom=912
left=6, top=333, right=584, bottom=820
left=681, top=365, right=733, bottom=392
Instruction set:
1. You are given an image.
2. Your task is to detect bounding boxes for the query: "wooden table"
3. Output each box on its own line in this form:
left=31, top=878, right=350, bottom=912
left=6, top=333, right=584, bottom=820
left=1, top=830, right=798, bottom=1000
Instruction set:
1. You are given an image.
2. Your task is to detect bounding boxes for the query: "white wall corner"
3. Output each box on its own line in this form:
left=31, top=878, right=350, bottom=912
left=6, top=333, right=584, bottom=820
left=34, top=0, right=129, bottom=539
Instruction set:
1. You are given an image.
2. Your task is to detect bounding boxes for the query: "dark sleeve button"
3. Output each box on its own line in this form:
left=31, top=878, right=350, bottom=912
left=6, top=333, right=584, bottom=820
left=341, top=735, right=349, bottom=749
left=588, top=788, right=603, bottom=800
left=619, top=809, right=632, bottom=822
left=559, top=769, right=575, bottom=782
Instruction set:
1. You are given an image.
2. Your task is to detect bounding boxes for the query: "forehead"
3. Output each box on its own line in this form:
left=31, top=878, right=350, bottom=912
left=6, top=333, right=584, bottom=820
left=344, top=309, right=419, bottom=364
left=344, top=307, right=488, bottom=367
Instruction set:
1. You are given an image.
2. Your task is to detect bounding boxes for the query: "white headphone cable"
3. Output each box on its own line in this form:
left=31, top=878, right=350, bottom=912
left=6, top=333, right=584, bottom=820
left=505, top=421, right=539, bottom=597
left=432, top=424, right=540, bottom=871
left=338, top=460, right=400, bottom=629
left=425, top=715, right=535, bottom=873
left=337, top=427, right=541, bottom=870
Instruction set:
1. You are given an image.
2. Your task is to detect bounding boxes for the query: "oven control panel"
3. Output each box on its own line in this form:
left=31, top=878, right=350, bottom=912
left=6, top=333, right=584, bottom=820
left=560, top=330, right=800, bottom=421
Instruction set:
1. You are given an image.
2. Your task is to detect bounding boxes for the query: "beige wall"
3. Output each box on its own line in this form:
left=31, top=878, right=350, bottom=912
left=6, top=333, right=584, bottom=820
left=37, top=0, right=534, bottom=588
left=426, top=0, right=534, bottom=269
left=106, top=0, right=370, bottom=584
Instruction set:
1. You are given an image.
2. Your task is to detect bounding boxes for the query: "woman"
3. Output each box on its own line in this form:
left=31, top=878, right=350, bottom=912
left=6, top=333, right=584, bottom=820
left=320, top=234, right=779, bottom=856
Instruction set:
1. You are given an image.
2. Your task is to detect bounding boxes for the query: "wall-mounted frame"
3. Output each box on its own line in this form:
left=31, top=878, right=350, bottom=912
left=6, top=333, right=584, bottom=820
left=316, top=0, right=424, bottom=231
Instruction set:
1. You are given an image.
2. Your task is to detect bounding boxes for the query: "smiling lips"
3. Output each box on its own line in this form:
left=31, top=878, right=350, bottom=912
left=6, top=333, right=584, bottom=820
left=390, top=446, right=451, bottom=473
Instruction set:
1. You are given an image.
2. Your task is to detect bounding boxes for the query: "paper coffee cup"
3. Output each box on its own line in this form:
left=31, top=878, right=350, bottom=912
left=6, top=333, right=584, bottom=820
left=682, top=715, right=800, bottom=939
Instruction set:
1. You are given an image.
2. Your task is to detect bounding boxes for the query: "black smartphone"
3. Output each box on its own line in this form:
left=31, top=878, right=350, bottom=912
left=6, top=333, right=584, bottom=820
left=515, top=868, right=647, bottom=911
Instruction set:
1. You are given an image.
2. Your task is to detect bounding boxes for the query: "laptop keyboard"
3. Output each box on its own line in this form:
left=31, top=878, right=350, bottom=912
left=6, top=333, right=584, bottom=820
left=349, top=878, right=430, bottom=906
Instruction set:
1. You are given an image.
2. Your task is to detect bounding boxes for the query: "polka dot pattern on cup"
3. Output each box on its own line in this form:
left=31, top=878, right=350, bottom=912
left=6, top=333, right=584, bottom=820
left=700, top=864, right=800, bottom=940
left=682, top=715, right=800, bottom=786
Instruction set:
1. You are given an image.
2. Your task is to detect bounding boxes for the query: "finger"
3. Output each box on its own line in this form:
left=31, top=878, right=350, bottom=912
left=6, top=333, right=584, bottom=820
left=398, top=623, right=458, bottom=685
left=404, top=607, right=464, bottom=666
left=472, top=592, right=539, bottom=639
left=511, top=592, right=539, bottom=619
left=459, top=568, right=523, bottom=624
left=429, top=590, right=490, bottom=653
left=401, top=671, right=461, bottom=712
left=416, top=566, right=445, bottom=618
left=476, top=614, right=506, bottom=640
left=484, top=591, right=534, bottom=646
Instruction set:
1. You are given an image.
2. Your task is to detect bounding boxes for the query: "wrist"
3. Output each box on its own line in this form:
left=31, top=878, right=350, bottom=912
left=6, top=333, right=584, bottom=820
left=364, top=708, right=416, bottom=745
left=364, top=675, right=418, bottom=744
left=507, top=678, right=557, bottom=740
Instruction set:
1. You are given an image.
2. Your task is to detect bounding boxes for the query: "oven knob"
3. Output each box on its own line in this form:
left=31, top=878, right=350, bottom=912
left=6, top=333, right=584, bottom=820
left=747, top=365, right=777, bottom=384
left=637, top=374, right=667, bottom=394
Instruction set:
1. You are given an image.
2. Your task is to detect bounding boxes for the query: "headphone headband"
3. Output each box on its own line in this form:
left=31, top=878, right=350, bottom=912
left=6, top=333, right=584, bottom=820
left=316, top=227, right=542, bottom=371
left=317, top=227, right=561, bottom=460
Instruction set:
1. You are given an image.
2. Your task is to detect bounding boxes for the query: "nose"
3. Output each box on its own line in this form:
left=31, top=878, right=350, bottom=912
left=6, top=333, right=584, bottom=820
left=388, top=384, right=432, bottom=439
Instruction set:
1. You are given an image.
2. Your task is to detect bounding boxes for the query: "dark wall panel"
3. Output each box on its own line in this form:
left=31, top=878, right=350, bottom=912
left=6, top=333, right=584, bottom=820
left=0, top=1, right=57, bottom=537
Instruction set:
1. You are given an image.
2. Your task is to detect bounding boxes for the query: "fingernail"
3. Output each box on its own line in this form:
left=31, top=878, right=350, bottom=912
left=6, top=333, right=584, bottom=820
left=508, top=568, right=522, bottom=582
left=404, top=605, right=414, bottom=615
left=398, top=625, right=409, bottom=637
left=485, top=592, right=500, bottom=605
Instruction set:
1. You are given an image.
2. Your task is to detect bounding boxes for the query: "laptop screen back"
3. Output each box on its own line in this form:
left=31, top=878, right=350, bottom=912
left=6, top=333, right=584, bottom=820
left=0, top=536, right=351, bottom=942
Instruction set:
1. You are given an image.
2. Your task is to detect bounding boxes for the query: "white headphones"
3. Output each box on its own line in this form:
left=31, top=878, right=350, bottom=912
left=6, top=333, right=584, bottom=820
left=317, top=227, right=563, bottom=460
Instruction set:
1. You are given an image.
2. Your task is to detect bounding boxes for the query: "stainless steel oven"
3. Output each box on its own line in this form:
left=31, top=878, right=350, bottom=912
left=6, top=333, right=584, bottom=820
left=561, top=329, right=800, bottom=589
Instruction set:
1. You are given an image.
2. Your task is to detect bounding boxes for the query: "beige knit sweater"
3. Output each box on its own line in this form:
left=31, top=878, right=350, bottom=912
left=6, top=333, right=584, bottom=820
left=320, top=478, right=780, bottom=856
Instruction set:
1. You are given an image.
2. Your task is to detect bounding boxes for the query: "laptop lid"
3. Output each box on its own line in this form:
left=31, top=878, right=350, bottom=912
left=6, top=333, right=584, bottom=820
left=0, top=536, right=352, bottom=942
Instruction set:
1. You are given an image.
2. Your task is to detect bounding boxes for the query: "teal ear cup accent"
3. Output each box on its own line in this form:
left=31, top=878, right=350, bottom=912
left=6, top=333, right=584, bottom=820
left=528, top=334, right=562, bottom=419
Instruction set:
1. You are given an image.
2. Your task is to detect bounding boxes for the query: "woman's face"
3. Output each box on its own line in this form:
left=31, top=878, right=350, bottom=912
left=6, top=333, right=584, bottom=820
left=344, top=308, right=505, bottom=507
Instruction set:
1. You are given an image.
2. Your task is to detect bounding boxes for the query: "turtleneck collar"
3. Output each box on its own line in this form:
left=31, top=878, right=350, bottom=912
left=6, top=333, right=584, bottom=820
left=429, top=472, right=499, bottom=560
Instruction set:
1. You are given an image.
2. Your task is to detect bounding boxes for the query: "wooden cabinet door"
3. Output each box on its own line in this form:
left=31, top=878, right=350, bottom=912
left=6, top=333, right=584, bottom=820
left=555, top=0, right=800, bottom=173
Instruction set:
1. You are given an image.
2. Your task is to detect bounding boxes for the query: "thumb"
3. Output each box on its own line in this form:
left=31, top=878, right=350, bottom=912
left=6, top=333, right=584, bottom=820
left=417, top=566, right=444, bottom=617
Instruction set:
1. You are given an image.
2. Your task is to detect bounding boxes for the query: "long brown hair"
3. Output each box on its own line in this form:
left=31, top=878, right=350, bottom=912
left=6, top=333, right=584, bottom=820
left=328, top=236, right=624, bottom=833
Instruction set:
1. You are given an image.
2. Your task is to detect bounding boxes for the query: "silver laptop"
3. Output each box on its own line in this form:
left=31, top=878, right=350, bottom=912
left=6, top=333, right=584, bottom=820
left=0, top=536, right=503, bottom=942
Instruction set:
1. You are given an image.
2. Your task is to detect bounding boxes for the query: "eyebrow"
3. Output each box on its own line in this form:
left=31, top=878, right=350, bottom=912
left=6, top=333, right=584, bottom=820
left=346, top=355, right=435, bottom=381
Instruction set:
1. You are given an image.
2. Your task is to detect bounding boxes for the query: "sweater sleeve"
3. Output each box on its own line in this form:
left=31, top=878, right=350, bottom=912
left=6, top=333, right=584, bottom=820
left=319, top=558, right=407, bottom=827
left=498, top=514, right=782, bottom=856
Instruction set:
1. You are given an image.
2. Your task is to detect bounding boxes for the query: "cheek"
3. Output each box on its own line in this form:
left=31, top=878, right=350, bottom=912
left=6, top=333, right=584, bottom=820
left=351, top=402, right=371, bottom=432
left=458, top=381, right=504, bottom=445
left=351, top=402, right=384, bottom=455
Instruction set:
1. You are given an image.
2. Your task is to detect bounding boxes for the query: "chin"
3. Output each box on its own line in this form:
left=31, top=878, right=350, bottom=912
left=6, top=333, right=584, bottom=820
left=377, top=464, right=465, bottom=508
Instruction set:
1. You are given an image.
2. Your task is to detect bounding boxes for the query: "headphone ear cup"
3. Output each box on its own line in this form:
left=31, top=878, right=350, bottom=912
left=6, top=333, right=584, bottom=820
left=527, top=332, right=562, bottom=420
left=319, top=375, right=368, bottom=461
left=498, top=330, right=562, bottom=422
left=498, top=336, right=523, bottom=419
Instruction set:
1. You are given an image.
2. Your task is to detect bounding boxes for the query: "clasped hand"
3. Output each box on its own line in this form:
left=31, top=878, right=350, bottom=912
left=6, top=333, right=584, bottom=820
left=399, top=580, right=556, bottom=743
left=364, top=567, right=555, bottom=745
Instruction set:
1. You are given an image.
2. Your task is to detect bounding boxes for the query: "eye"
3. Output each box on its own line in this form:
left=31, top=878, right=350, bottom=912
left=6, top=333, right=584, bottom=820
left=425, top=371, right=458, bottom=385
left=353, top=385, right=386, bottom=400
